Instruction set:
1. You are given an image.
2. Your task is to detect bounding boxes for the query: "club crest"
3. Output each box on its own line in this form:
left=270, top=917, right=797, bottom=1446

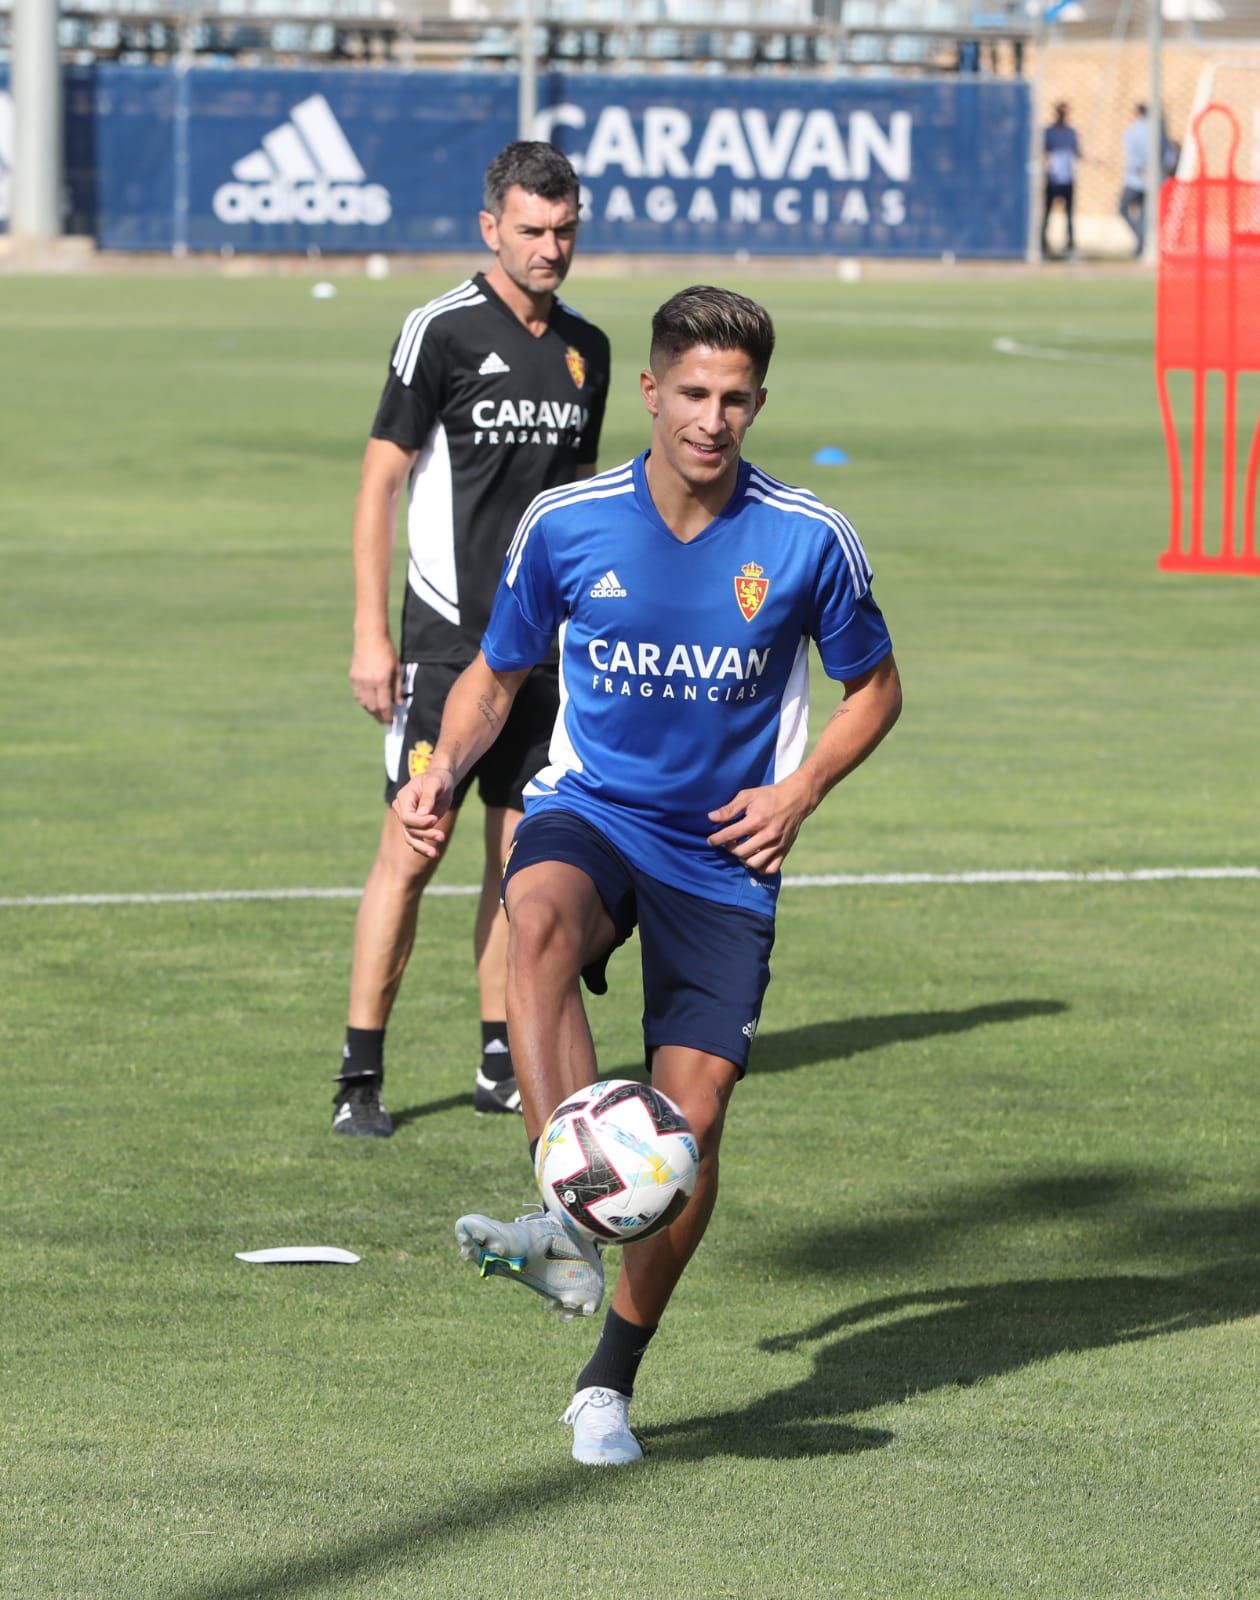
left=565, top=346, right=586, bottom=389
left=735, top=561, right=769, bottom=621
left=408, top=740, right=434, bottom=777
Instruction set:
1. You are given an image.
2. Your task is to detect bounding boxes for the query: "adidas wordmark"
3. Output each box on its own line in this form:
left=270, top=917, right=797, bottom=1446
left=589, top=570, right=628, bottom=598
left=213, top=95, right=391, bottom=227
left=478, top=352, right=512, bottom=376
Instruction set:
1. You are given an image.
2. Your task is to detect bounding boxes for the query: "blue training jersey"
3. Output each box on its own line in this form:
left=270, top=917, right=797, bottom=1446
left=481, top=450, right=892, bottom=915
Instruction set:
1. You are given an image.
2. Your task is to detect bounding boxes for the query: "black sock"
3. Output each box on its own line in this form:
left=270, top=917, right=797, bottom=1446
left=339, top=1026, right=384, bottom=1085
left=576, top=1307, right=658, bottom=1399
left=480, top=1020, right=514, bottom=1084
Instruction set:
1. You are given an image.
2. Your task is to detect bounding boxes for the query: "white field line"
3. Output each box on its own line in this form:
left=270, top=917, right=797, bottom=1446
left=1, top=866, right=1257, bottom=909
left=992, top=335, right=1116, bottom=365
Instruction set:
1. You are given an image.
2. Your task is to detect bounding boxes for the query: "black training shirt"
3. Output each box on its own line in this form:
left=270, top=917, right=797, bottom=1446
left=371, top=271, right=611, bottom=663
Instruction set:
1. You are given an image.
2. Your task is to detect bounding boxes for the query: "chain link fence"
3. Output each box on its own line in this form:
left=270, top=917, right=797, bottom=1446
left=1032, top=3, right=1260, bottom=260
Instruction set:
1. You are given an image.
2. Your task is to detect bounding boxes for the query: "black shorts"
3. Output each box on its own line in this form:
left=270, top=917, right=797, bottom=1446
left=383, top=661, right=559, bottom=810
left=501, top=809, right=775, bottom=1076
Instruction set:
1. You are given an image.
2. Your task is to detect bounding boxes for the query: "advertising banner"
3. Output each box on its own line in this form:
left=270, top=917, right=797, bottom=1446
left=543, top=76, right=1028, bottom=258
left=0, top=72, right=9, bottom=228
left=1, top=65, right=1029, bottom=257
left=0, top=64, right=114, bottom=238
left=182, top=69, right=516, bottom=254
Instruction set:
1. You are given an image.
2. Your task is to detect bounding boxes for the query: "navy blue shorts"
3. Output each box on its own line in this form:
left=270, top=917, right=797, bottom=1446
left=501, top=809, right=775, bottom=1076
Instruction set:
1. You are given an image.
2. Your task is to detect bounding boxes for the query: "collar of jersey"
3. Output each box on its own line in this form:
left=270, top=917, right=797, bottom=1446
left=475, top=270, right=561, bottom=339
left=632, top=451, right=752, bottom=548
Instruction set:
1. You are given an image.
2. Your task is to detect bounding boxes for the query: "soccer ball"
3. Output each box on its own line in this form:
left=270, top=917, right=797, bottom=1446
left=535, top=1079, right=700, bottom=1246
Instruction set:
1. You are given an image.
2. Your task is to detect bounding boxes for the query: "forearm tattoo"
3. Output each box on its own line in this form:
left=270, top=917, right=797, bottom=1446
left=476, top=695, right=501, bottom=732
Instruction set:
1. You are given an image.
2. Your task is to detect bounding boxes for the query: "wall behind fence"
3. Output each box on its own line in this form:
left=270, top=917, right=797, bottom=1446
left=0, top=65, right=1029, bottom=257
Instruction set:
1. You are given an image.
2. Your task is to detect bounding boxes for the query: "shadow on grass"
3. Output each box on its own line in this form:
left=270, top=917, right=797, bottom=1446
left=652, top=1246, right=1260, bottom=1462
left=752, top=998, right=1068, bottom=1076
left=769, top=1168, right=1154, bottom=1280
left=604, top=996, right=1067, bottom=1081
left=648, top=1183, right=1260, bottom=1463
left=177, top=1175, right=1260, bottom=1598
left=388, top=1093, right=469, bottom=1129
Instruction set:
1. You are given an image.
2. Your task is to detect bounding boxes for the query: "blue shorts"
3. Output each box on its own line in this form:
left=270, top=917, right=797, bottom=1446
left=501, top=809, right=775, bottom=1076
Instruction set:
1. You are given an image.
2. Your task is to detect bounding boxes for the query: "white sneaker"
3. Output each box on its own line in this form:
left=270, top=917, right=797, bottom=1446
left=562, top=1386, right=644, bottom=1466
left=454, top=1206, right=604, bottom=1320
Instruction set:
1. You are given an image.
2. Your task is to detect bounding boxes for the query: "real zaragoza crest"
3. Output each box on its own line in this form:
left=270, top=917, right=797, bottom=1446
left=734, top=561, right=769, bottom=621
left=565, top=346, right=586, bottom=388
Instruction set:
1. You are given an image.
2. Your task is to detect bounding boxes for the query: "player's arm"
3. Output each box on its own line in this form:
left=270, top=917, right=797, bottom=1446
left=707, top=652, right=902, bottom=876
left=349, top=437, right=417, bottom=723
left=392, top=652, right=531, bottom=858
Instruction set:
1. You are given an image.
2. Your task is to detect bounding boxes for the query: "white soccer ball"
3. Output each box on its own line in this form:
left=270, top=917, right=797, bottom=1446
left=536, top=1079, right=700, bottom=1246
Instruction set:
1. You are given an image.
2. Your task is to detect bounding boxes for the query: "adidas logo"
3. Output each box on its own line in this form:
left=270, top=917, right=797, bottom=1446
left=589, top=570, right=628, bottom=599
left=478, top=352, right=511, bottom=376
left=0, top=92, right=11, bottom=224
left=212, top=95, right=391, bottom=228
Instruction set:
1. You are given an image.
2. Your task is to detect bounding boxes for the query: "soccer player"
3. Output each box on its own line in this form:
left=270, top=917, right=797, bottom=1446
left=334, top=142, right=611, bottom=1137
left=393, top=287, right=902, bottom=1462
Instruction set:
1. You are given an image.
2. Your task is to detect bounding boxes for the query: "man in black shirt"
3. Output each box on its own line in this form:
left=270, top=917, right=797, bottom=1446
left=335, top=142, right=611, bottom=1136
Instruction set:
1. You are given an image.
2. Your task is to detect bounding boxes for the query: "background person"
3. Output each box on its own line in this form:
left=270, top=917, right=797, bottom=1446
left=1041, top=101, right=1081, bottom=259
left=1119, top=103, right=1150, bottom=256
left=334, top=141, right=611, bottom=1137
left=393, top=286, right=903, bottom=1463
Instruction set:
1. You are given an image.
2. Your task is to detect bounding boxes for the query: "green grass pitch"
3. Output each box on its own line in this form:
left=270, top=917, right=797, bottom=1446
left=1, top=269, right=1257, bottom=1599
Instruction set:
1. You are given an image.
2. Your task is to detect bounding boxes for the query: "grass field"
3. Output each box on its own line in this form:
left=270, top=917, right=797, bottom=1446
left=2, top=269, right=1257, bottom=1600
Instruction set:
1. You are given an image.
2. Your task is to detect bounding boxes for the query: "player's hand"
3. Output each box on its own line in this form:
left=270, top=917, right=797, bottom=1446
left=392, top=769, right=455, bottom=858
left=350, top=634, right=402, bottom=725
left=706, top=775, right=814, bottom=876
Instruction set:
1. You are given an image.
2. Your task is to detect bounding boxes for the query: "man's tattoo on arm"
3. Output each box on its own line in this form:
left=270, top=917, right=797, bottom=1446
left=476, top=695, right=501, bottom=732
left=826, top=704, right=852, bottom=726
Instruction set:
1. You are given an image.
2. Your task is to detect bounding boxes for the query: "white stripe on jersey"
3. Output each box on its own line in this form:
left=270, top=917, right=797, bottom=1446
left=523, top=617, right=584, bottom=797
left=393, top=281, right=485, bottom=387
left=504, top=460, right=635, bottom=567
left=772, top=636, right=812, bottom=783
left=407, top=421, right=459, bottom=626
left=746, top=467, right=874, bottom=596
left=408, top=561, right=460, bottom=627
left=504, top=462, right=636, bottom=586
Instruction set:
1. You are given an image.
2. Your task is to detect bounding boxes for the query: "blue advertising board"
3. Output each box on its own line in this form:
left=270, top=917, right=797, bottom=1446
left=0, top=68, right=8, bottom=227
left=0, top=64, right=113, bottom=238
left=543, top=75, right=1028, bottom=258
left=0, top=65, right=1029, bottom=257
left=179, top=69, right=517, bottom=254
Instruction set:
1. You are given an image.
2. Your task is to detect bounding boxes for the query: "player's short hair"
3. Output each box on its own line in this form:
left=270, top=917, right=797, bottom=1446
left=483, top=142, right=580, bottom=216
left=649, top=286, right=776, bottom=383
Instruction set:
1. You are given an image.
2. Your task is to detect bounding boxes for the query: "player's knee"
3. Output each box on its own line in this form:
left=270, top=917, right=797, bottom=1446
left=668, top=1082, right=729, bottom=1159
left=380, top=821, right=445, bottom=891
left=507, top=891, right=585, bottom=974
left=693, top=1108, right=728, bottom=1161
